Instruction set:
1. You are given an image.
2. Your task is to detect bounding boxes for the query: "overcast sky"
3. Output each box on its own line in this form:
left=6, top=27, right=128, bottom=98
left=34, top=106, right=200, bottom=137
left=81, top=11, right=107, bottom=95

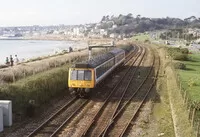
left=0, top=0, right=200, bottom=27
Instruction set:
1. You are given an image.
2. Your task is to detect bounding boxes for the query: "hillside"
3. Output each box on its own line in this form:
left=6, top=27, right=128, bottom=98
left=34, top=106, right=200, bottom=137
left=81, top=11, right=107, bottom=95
left=98, top=14, right=200, bottom=35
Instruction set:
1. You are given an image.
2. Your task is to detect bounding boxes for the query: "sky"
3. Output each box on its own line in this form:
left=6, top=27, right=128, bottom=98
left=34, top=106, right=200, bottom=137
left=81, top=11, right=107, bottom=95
left=0, top=0, right=200, bottom=27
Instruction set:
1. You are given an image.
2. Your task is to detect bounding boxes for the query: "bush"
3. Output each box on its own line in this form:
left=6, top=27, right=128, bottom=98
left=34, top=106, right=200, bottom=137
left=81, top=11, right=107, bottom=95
left=144, top=39, right=150, bottom=43
left=173, top=53, right=188, bottom=61
left=180, top=48, right=189, bottom=54
left=167, top=47, right=188, bottom=61
left=188, top=78, right=198, bottom=87
left=173, top=62, right=186, bottom=70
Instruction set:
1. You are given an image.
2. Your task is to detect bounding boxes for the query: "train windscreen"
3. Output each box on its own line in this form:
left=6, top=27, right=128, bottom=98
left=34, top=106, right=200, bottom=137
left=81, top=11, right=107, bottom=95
left=70, top=70, right=77, bottom=80
left=70, top=70, right=92, bottom=81
left=84, top=70, right=92, bottom=80
left=77, top=70, right=84, bottom=80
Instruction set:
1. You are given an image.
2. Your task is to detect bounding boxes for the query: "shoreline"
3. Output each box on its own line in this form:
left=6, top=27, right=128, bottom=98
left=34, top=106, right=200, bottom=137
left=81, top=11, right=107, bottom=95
left=0, top=37, right=114, bottom=66
left=0, top=39, right=89, bottom=65
left=0, top=47, right=88, bottom=67
left=0, top=35, right=114, bottom=42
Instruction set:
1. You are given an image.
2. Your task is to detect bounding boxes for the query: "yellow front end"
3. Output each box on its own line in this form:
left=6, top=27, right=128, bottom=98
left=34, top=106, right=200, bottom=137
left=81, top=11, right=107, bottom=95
left=68, top=68, right=95, bottom=88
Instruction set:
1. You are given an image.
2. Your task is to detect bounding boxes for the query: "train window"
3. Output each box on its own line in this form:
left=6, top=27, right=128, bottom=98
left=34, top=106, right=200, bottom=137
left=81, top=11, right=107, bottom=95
left=78, top=70, right=84, bottom=80
left=85, top=70, right=92, bottom=80
left=70, top=70, right=77, bottom=80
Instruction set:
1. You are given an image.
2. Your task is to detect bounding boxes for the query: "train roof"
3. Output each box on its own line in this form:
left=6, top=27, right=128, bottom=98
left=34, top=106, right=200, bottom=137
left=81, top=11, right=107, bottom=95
left=74, top=52, right=114, bottom=68
left=74, top=48, right=124, bottom=68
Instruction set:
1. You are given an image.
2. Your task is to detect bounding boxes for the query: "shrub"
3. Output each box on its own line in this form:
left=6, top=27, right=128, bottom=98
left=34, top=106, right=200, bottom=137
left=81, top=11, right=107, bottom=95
left=167, top=47, right=188, bottom=61
left=173, top=53, right=188, bottom=61
left=188, top=78, right=198, bottom=87
left=173, top=62, right=186, bottom=70
left=180, top=48, right=189, bottom=54
left=167, top=47, right=180, bottom=55
left=144, top=39, right=150, bottom=43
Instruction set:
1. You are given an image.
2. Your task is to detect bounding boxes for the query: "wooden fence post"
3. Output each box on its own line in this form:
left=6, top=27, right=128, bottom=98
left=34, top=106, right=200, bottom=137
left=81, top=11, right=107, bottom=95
left=186, top=95, right=189, bottom=109
left=191, top=108, right=196, bottom=126
left=188, top=105, right=192, bottom=120
left=179, top=77, right=182, bottom=90
left=184, top=91, right=187, bottom=104
left=196, top=122, right=200, bottom=137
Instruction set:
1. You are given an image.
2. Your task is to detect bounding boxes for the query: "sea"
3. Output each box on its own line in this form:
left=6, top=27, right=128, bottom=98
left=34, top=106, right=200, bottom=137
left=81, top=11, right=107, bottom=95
left=0, top=40, right=87, bottom=64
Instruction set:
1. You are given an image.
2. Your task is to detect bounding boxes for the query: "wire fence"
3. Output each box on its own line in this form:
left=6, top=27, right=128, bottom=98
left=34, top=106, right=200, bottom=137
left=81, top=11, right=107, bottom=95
left=169, top=53, right=200, bottom=137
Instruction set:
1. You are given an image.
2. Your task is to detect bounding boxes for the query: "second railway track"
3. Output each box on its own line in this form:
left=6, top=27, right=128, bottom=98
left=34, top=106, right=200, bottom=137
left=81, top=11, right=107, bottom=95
left=101, top=47, right=160, bottom=137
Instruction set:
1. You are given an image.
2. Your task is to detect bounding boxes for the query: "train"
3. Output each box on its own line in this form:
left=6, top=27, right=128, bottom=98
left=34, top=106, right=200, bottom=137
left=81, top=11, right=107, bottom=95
left=68, top=45, right=134, bottom=97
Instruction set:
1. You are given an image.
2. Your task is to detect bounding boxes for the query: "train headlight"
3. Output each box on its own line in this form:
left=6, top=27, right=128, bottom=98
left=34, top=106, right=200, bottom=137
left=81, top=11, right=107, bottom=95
left=71, top=84, right=75, bottom=87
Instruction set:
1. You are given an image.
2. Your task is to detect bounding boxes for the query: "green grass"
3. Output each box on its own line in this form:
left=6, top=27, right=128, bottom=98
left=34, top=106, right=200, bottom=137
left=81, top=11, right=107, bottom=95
left=132, top=34, right=151, bottom=42
left=178, top=54, right=200, bottom=104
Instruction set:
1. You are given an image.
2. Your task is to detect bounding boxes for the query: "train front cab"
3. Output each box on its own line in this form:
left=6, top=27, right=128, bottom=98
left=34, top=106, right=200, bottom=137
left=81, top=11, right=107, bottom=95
left=68, top=68, right=95, bottom=97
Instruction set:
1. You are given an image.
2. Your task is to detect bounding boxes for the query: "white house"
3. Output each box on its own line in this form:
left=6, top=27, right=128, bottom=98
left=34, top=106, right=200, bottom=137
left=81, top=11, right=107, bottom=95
left=100, top=29, right=108, bottom=36
left=109, top=33, right=118, bottom=38
left=112, top=24, right=118, bottom=29
left=73, top=28, right=80, bottom=36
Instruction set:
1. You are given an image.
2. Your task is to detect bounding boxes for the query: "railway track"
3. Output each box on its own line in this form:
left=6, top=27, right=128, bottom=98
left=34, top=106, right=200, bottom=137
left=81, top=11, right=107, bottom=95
left=77, top=46, right=146, bottom=137
left=25, top=44, right=141, bottom=137
left=120, top=49, right=160, bottom=137
left=101, top=48, right=160, bottom=137
left=27, top=97, right=88, bottom=137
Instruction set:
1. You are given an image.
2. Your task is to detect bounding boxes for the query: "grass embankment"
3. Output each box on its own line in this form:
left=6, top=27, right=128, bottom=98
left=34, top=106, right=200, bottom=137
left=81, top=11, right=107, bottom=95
left=151, top=45, right=194, bottom=136
left=0, top=65, right=69, bottom=116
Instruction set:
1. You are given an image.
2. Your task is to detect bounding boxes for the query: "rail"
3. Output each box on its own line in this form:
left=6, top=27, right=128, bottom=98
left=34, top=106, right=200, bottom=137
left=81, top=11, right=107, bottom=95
left=80, top=45, right=145, bottom=137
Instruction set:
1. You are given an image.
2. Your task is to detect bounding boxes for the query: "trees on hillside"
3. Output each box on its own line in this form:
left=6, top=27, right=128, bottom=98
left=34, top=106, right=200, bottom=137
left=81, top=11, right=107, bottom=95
left=99, top=14, right=200, bottom=34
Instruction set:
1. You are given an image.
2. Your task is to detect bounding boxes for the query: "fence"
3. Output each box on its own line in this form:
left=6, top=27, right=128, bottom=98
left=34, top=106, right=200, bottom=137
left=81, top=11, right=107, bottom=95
left=168, top=50, right=200, bottom=137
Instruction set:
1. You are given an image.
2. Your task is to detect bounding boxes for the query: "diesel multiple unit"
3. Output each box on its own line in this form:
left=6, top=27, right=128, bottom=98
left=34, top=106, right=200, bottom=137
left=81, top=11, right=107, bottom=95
left=68, top=47, right=133, bottom=97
